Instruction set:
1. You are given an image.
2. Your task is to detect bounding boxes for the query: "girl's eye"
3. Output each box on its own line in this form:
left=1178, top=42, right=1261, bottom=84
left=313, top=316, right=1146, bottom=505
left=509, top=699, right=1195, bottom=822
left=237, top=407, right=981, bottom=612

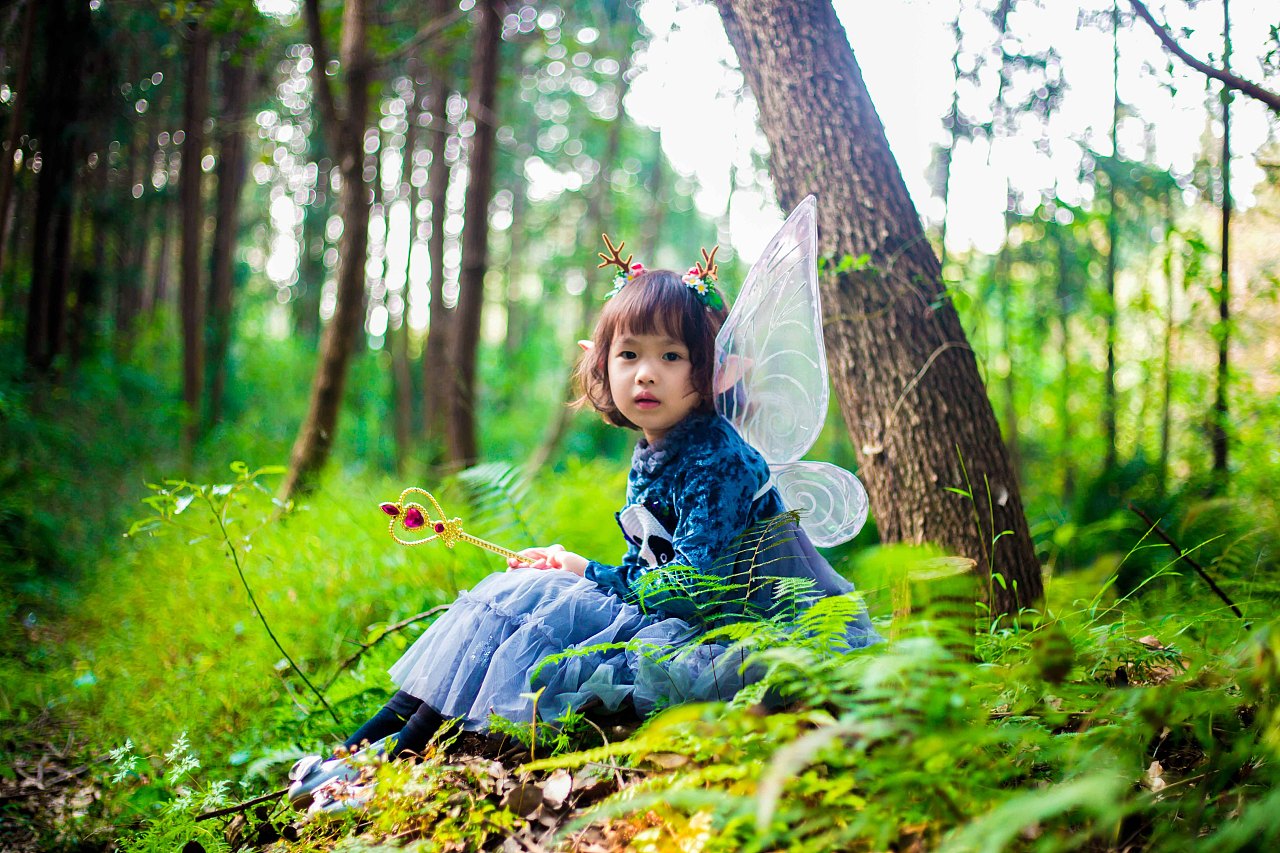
left=617, top=351, right=636, bottom=360
left=662, top=352, right=684, bottom=362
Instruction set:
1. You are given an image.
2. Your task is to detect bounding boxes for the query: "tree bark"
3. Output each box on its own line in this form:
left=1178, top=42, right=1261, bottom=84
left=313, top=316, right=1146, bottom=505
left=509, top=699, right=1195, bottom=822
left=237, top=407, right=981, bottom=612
left=422, top=0, right=455, bottom=454
left=180, top=20, right=211, bottom=451
left=0, top=0, right=35, bottom=309
left=207, top=47, right=255, bottom=427
left=446, top=0, right=502, bottom=467
left=390, top=74, right=421, bottom=474
left=1102, top=3, right=1120, bottom=472
left=714, top=0, right=1041, bottom=612
left=280, top=0, right=374, bottom=499
left=24, top=0, right=89, bottom=374
left=1210, top=0, right=1231, bottom=489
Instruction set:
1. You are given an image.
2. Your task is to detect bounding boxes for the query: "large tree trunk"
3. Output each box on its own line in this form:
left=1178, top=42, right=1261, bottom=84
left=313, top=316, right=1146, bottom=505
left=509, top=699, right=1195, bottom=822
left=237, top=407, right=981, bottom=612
left=715, top=0, right=1041, bottom=612
left=446, top=0, right=502, bottom=467
left=421, top=0, right=456, bottom=455
left=180, top=21, right=211, bottom=451
left=24, top=0, right=89, bottom=374
left=280, top=0, right=373, bottom=499
left=207, top=49, right=254, bottom=427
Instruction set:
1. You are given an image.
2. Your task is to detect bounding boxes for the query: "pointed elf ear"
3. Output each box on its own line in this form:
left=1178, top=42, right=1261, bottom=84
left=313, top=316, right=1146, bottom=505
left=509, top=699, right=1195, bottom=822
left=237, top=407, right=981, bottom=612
left=577, top=340, right=594, bottom=352
left=714, top=354, right=749, bottom=395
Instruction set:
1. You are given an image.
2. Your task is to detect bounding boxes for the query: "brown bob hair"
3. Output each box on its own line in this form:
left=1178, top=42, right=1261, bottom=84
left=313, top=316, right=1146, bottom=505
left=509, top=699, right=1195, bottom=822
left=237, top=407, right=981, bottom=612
left=573, top=269, right=730, bottom=430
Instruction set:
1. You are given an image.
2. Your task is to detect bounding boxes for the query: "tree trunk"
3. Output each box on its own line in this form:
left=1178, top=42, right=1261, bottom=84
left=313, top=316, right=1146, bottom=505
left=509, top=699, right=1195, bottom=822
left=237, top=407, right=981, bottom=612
left=207, top=48, right=254, bottom=427
left=390, top=75, right=422, bottom=474
left=24, top=0, right=89, bottom=374
left=280, top=0, right=373, bottom=499
left=1157, top=206, right=1174, bottom=499
left=1102, top=2, right=1120, bottom=471
left=180, top=21, right=211, bottom=451
left=297, top=155, right=329, bottom=342
left=0, top=0, right=35, bottom=314
left=149, top=192, right=177, bottom=312
left=715, top=0, right=1042, bottom=612
left=422, top=0, right=455, bottom=454
left=446, top=0, right=502, bottom=467
left=1053, top=224, right=1075, bottom=506
left=1211, top=0, right=1231, bottom=490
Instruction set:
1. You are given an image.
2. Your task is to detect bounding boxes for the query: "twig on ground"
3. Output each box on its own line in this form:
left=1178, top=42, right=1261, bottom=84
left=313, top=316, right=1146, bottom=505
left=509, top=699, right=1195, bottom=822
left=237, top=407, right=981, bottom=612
left=1127, top=503, right=1247, bottom=623
left=321, top=604, right=451, bottom=692
left=194, top=787, right=287, bottom=822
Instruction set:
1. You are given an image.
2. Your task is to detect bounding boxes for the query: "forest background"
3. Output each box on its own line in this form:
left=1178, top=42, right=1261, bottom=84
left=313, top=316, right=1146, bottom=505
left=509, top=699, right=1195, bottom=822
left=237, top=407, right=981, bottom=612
left=1, top=0, right=1279, bottom=850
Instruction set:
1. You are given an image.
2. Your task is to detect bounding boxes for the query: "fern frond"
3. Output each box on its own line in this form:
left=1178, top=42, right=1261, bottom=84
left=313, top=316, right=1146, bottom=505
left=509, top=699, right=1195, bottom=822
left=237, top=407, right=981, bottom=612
left=453, top=462, right=538, bottom=543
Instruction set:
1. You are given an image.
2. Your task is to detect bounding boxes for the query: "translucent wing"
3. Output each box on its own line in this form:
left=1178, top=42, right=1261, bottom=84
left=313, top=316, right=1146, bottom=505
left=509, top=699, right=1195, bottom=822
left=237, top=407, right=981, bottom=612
left=715, top=195, right=869, bottom=547
left=714, top=195, right=825, bottom=464
left=771, top=462, right=869, bottom=548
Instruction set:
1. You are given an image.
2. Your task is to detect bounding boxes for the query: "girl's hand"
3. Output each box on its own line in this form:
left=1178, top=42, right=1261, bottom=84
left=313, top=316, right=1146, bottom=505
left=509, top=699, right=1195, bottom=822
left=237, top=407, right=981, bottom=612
left=555, top=550, right=589, bottom=577
left=508, top=544, right=565, bottom=570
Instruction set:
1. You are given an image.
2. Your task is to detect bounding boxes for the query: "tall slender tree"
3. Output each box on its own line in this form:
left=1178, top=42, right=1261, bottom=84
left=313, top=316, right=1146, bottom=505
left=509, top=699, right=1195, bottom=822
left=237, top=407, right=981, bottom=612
left=446, top=0, right=502, bottom=466
left=422, top=0, right=457, bottom=455
left=714, top=0, right=1042, bottom=612
left=24, top=0, right=91, bottom=374
left=207, top=44, right=257, bottom=427
left=179, top=16, right=211, bottom=451
left=1211, top=0, right=1232, bottom=489
left=280, top=0, right=374, bottom=498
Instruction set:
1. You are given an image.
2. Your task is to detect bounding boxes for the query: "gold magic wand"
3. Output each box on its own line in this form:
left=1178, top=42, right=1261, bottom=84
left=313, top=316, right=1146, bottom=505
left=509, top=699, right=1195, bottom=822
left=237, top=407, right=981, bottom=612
left=380, top=487, right=533, bottom=565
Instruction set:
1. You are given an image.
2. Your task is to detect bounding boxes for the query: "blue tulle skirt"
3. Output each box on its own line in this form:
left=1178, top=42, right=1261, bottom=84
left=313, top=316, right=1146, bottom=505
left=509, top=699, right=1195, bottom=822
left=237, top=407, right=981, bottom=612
left=388, top=526, right=880, bottom=731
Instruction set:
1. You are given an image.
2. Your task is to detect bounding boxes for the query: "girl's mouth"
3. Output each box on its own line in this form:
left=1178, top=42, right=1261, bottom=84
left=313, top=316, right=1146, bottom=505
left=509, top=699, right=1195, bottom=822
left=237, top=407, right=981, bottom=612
left=635, top=394, right=659, bottom=409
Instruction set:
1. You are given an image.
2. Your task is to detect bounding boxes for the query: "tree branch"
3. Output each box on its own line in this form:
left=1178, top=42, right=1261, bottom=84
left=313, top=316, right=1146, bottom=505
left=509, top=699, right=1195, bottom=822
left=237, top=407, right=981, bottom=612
left=1127, top=0, right=1280, bottom=114
left=303, top=0, right=343, bottom=152
left=379, top=4, right=469, bottom=66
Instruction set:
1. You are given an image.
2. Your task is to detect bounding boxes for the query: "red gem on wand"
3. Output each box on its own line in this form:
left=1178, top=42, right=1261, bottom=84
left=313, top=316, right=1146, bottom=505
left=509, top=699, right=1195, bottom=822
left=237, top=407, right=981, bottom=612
left=380, top=503, right=401, bottom=517
left=403, top=507, right=426, bottom=529
left=433, top=522, right=446, bottom=533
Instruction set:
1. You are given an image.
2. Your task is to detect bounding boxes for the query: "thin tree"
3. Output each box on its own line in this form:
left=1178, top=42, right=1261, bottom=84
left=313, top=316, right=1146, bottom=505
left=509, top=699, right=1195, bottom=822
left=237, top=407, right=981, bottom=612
left=1103, top=4, right=1122, bottom=471
left=24, top=0, right=91, bottom=374
left=445, top=0, right=502, bottom=467
left=279, top=0, right=374, bottom=499
left=714, top=0, right=1042, bottom=612
left=207, top=45, right=257, bottom=427
left=1211, top=0, right=1231, bottom=489
left=421, top=0, right=457, bottom=455
left=389, top=70, right=422, bottom=474
left=0, top=0, right=35, bottom=309
left=179, top=16, right=212, bottom=451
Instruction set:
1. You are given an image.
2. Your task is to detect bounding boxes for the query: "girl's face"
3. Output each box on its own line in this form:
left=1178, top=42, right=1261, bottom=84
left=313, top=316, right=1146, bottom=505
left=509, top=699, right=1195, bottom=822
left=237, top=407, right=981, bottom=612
left=608, top=330, right=700, bottom=443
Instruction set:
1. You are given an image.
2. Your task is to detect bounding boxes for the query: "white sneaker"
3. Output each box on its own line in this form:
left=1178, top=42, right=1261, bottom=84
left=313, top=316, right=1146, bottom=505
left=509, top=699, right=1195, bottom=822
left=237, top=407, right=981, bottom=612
left=286, top=736, right=388, bottom=809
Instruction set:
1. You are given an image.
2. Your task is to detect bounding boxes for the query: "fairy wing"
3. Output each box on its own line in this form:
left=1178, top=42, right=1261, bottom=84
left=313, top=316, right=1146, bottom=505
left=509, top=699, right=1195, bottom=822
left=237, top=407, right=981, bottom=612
left=715, top=195, right=868, bottom=546
left=714, top=195, right=826, bottom=464
left=770, top=462, right=869, bottom=548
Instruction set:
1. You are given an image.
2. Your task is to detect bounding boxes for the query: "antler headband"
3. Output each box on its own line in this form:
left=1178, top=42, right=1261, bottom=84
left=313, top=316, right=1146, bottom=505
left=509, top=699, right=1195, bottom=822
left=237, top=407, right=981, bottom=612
left=599, top=233, right=724, bottom=310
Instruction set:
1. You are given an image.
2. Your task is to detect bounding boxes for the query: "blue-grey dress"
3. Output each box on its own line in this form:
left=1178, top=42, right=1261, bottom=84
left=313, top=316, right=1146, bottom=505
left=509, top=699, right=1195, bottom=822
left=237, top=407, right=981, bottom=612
left=387, top=411, right=879, bottom=730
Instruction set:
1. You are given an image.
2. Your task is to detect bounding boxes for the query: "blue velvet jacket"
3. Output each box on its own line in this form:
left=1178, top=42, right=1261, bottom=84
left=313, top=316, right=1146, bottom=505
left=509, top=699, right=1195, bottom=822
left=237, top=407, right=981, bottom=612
left=583, top=410, right=797, bottom=622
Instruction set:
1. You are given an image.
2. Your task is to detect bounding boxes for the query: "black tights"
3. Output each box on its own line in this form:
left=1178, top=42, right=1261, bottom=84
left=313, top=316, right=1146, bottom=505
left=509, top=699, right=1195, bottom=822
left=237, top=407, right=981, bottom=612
left=343, top=690, right=444, bottom=759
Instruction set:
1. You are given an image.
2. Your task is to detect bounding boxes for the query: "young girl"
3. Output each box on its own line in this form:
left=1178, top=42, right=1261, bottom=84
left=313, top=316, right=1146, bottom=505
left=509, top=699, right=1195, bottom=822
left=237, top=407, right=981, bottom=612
left=289, top=246, right=879, bottom=811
